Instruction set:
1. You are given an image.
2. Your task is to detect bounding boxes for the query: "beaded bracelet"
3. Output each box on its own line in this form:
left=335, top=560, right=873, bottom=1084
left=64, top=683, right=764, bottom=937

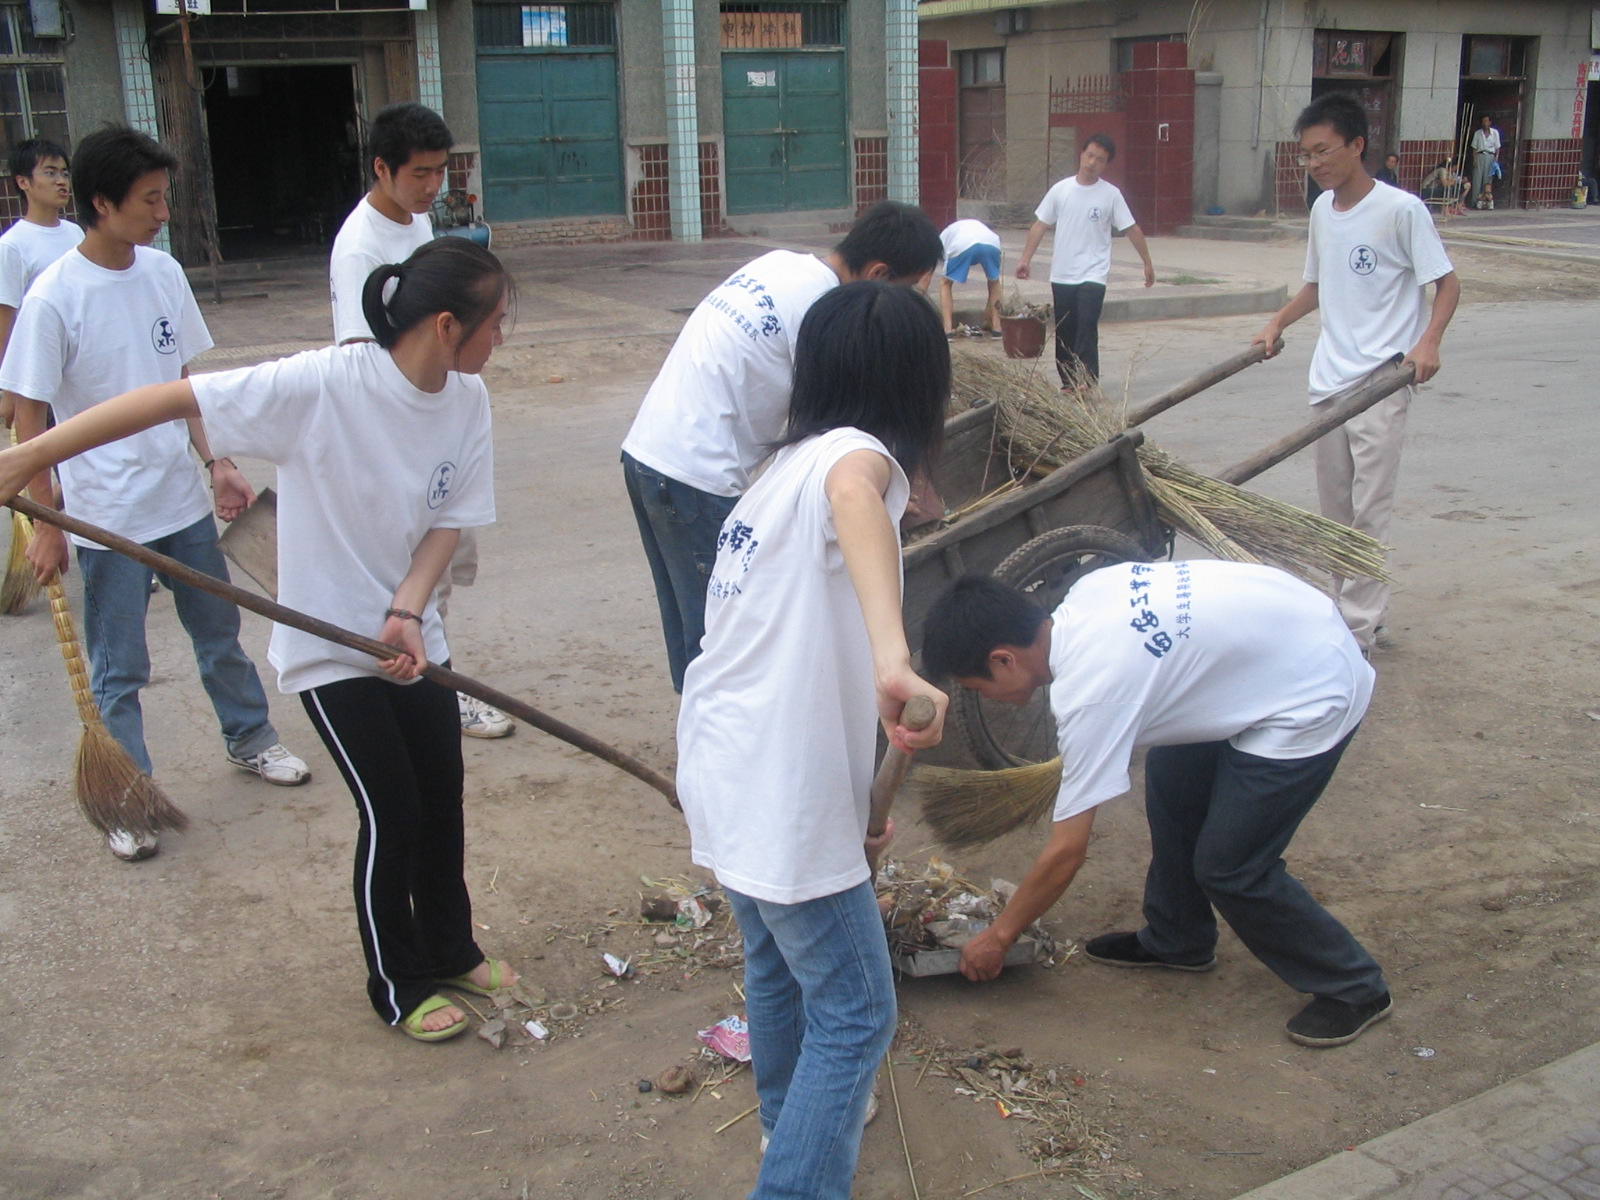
left=385, top=607, right=423, bottom=625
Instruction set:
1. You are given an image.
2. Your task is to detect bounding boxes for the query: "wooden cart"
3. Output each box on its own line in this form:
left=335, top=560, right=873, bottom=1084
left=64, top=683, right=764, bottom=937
left=902, top=349, right=1415, bottom=769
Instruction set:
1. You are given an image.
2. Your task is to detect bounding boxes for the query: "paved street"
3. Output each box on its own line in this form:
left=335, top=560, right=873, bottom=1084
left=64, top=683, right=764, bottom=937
left=1, top=224, right=1596, bottom=1200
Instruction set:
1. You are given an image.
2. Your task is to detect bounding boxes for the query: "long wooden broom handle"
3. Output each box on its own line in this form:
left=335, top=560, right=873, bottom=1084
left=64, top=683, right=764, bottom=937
left=7, top=495, right=680, bottom=808
left=867, top=694, right=938, bottom=839
left=1123, top=337, right=1284, bottom=428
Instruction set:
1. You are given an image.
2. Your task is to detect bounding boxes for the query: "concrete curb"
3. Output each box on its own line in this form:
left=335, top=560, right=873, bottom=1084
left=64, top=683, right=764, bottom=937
left=1103, top=284, right=1287, bottom=323
left=1233, top=1042, right=1600, bottom=1198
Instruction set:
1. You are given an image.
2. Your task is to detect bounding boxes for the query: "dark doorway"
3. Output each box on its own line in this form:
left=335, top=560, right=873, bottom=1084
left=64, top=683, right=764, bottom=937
left=1457, top=36, right=1533, bottom=208
left=203, top=64, right=362, bottom=261
left=1307, top=30, right=1400, bottom=208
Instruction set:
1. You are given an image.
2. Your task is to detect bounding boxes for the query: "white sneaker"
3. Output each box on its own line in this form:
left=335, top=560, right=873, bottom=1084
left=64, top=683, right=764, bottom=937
left=227, top=742, right=311, bottom=786
left=107, top=828, right=159, bottom=861
left=458, top=693, right=514, bottom=739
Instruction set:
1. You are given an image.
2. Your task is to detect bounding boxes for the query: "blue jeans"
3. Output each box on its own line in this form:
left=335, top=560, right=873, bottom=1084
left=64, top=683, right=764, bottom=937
left=725, top=881, right=896, bottom=1200
left=76, top=514, right=278, bottom=776
left=1137, top=732, right=1388, bottom=1004
left=621, top=452, right=738, bottom=692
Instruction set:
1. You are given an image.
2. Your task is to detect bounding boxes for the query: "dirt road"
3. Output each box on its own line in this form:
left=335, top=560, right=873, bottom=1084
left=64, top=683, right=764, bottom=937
left=1, top=236, right=1595, bottom=1199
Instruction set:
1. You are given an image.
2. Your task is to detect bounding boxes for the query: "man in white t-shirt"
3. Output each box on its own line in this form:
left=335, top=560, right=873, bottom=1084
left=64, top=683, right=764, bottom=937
left=621, top=201, right=942, bottom=692
left=935, top=218, right=1003, bottom=338
left=0, top=137, right=83, bottom=432
left=1254, top=93, right=1460, bottom=652
left=329, top=101, right=511, bottom=739
left=1016, top=134, right=1155, bottom=385
left=0, top=126, right=309, bottom=862
left=1469, top=115, right=1502, bottom=211
left=923, top=564, right=1392, bottom=1048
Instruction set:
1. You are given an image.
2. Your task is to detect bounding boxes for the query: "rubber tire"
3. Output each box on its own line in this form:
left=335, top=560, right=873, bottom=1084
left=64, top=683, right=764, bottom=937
left=955, top=525, right=1152, bottom=769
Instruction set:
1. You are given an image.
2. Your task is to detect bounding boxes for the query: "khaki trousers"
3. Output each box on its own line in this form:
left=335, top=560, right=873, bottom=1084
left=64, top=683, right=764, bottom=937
left=1312, top=386, right=1412, bottom=648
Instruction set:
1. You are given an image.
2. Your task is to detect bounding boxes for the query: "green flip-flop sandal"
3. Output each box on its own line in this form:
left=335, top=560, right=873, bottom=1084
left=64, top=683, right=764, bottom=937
left=400, top=994, right=469, bottom=1042
left=438, top=957, right=514, bottom=998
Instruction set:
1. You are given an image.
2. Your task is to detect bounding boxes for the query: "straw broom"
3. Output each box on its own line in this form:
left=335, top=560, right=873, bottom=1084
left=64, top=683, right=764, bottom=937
left=54, top=583, right=190, bottom=836
left=36, top=550, right=189, bottom=837
left=954, top=357, right=1390, bottom=585
left=912, top=758, right=1064, bottom=849
left=1, top=425, right=41, bottom=614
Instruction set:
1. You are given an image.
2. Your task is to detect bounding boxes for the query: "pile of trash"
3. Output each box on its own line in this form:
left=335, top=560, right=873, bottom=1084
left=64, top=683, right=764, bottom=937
left=876, top=856, right=1060, bottom=963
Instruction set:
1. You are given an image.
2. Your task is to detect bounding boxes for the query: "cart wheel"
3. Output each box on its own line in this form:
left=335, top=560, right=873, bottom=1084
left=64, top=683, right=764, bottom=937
left=954, top=525, right=1152, bottom=769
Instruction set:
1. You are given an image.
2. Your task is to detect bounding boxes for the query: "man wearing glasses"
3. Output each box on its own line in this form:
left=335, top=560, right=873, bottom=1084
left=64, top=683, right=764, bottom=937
left=1251, top=93, right=1459, bottom=655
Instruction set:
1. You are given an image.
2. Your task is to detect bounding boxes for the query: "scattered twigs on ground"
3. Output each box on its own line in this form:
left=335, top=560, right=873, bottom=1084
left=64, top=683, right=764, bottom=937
left=887, top=1056, right=922, bottom=1200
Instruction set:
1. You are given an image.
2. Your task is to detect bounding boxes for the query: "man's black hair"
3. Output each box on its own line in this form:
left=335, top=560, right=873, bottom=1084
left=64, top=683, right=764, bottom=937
left=775, top=280, right=948, bottom=480
left=11, top=137, right=71, bottom=184
left=833, top=201, right=942, bottom=280
left=921, top=575, right=1049, bottom=681
left=1293, top=92, right=1368, bottom=157
left=1084, top=132, right=1117, bottom=162
left=368, top=102, right=453, bottom=177
left=71, top=127, right=178, bottom=229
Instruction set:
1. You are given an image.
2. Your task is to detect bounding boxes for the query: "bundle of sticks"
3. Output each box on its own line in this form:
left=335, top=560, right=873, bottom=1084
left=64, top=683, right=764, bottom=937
left=952, top=356, right=1390, bottom=585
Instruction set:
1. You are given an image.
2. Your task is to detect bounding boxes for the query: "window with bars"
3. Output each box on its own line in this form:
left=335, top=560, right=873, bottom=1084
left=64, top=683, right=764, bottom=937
left=474, top=3, right=617, bottom=50
left=719, top=3, right=844, bottom=50
left=0, top=3, right=67, bottom=156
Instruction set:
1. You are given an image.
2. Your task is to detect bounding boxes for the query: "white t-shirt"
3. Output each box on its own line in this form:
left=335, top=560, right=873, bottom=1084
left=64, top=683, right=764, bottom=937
left=191, top=342, right=495, bottom=693
left=1470, top=128, right=1501, bottom=156
left=939, top=218, right=1001, bottom=263
left=1034, top=176, right=1136, bottom=285
left=1304, top=183, right=1453, bottom=399
left=0, top=245, right=213, bottom=547
left=0, top=218, right=84, bottom=308
left=329, top=198, right=434, bottom=345
left=1046, top=560, right=1373, bottom=823
left=620, top=250, right=840, bottom=498
left=676, top=427, right=911, bottom=904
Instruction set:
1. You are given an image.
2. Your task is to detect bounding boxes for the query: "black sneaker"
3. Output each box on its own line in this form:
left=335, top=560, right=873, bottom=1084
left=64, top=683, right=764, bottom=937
left=1286, top=992, right=1393, bottom=1047
left=1084, top=931, right=1216, bottom=972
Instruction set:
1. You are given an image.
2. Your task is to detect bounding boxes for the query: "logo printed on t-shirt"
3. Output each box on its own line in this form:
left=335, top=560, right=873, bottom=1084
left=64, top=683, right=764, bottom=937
left=1348, top=245, right=1377, bottom=276
left=151, top=317, right=178, bottom=355
left=1089, top=206, right=1103, bottom=222
left=427, top=461, right=456, bottom=510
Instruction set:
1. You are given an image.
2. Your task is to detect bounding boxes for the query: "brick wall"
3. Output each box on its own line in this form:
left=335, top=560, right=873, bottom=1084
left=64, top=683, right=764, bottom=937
left=628, top=141, right=731, bottom=242
left=854, top=135, right=888, bottom=215
left=1520, top=138, right=1583, bottom=208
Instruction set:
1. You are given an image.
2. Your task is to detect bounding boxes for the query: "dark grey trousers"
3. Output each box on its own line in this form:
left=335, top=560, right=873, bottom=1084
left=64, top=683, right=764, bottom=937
left=1136, top=733, right=1388, bottom=1004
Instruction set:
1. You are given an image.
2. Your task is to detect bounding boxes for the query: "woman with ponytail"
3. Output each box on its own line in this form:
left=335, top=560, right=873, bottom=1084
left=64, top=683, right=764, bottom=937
left=0, top=237, right=519, bottom=1041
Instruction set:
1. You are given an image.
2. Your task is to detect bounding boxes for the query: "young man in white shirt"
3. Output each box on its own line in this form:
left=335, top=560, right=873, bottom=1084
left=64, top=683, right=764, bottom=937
left=923, top=566, right=1392, bottom=1048
left=329, top=101, right=511, bottom=739
left=935, top=218, right=1003, bottom=338
left=621, top=201, right=942, bottom=692
left=1016, top=134, right=1156, bottom=385
left=0, top=126, right=309, bottom=861
left=1253, top=92, right=1460, bottom=652
left=0, top=137, right=83, bottom=431
left=1468, top=115, right=1502, bottom=210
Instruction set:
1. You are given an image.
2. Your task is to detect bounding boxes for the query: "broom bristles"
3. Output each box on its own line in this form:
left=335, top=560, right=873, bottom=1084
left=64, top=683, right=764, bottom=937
left=75, top=721, right=190, bottom=836
left=911, top=757, right=1064, bottom=849
left=2, top=508, right=40, bottom=614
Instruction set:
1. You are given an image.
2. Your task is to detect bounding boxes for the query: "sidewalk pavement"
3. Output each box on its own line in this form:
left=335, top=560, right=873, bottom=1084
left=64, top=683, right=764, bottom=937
left=1235, top=1042, right=1600, bottom=1199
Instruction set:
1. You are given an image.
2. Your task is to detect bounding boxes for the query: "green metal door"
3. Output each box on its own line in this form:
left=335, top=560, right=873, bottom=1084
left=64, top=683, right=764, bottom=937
left=476, top=51, right=623, bottom=220
left=722, top=52, right=847, bottom=214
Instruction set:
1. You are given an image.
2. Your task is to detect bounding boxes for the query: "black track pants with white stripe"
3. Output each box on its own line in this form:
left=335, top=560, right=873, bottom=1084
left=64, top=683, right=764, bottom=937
left=302, top=670, right=483, bottom=1024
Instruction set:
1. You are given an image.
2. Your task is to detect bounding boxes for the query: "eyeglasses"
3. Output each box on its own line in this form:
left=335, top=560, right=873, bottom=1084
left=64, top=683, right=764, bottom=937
left=1294, top=143, right=1349, bottom=168
left=35, top=168, right=69, bottom=181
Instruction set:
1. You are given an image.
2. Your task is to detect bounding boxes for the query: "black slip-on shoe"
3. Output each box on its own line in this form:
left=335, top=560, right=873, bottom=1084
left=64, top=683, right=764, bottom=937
left=1084, top=931, right=1216, bottom=972
left=1286, top=992, right=1393, bottom=1047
